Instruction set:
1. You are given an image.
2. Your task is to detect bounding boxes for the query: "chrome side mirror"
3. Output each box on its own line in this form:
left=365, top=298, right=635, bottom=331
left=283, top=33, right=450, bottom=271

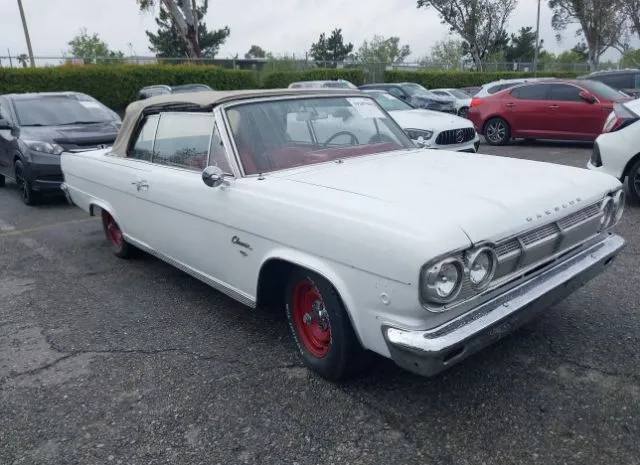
left=202, top=165, right=227, bottom=188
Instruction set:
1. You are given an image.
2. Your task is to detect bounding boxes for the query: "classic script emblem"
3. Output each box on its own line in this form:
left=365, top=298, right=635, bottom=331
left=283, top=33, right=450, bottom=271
left=231, top=235, right=252, bottom=250
left=455, top=129, right=464, bottom=144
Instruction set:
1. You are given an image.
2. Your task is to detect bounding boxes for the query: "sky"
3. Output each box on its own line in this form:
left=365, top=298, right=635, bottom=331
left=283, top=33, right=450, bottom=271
left=0, top=0, right=631, bottom=63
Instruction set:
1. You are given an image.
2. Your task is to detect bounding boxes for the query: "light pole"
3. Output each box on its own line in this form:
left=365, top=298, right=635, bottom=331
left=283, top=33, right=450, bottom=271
left=17, top=0, right=35, bottom=67
left=533, top=0, right=541, bottom=76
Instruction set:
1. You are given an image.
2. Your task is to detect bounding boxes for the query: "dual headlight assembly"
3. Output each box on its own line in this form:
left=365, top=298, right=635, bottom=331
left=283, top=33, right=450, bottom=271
left=421, top=188, right=625, bottom=310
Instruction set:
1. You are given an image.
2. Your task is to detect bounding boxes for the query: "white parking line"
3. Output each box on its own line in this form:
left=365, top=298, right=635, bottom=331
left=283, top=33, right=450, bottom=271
left=0, top=218, right=16, bottom=231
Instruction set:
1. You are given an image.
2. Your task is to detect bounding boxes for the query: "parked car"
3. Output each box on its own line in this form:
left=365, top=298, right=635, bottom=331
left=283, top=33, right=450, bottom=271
left=0, top=91, right=121, bottom=205
left=136, top=83, right=213, bottom=100
left=467, top=79, right=633, bottom=145
left=473, top=77, right=554, bottom=99
left=587, top=98, right=640, bottom=203
left=288, top=79, right=358, bottom=89
left=459, top=86, right=481, bottom=97
left=578, top=69, right=640, bottom=98
left=60, top=88, right=626, bottom=382
left=362, top=89, right=479, bottom=152
left=430, top=88, right=473, bottom=117
left=358, top=83, right=457, bottom=113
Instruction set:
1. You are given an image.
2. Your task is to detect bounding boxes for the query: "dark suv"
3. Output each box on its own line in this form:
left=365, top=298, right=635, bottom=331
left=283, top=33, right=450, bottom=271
left=578, top=69, right=640, bottom=98
left=358, top=82, right=457, bottom=113
left=0, top=92, right=121, bottom=205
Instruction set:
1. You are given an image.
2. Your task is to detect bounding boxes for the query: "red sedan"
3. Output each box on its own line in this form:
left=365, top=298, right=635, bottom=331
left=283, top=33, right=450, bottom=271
left=467, top=79, right=632, bottom=145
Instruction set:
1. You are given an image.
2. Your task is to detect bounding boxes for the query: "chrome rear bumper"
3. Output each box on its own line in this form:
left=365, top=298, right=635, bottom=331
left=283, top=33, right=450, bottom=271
left=382, top=233, right=625, bottom=377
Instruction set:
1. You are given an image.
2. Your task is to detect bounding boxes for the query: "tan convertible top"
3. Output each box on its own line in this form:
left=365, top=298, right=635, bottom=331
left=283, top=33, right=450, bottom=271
left=111, top=88, right=365, bottom=156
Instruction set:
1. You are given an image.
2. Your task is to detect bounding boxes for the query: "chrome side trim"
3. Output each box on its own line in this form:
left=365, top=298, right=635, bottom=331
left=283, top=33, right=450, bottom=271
left=124, top=234, right=256, bottom=309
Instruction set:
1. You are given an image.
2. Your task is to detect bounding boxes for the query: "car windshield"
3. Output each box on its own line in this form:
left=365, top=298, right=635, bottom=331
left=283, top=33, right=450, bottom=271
left=401, top=83, right=430, bottom=96
left=447, top=89, right=470, bottom=99
left=225, top=96, right=414, bottom=175
left=580, top=80, right=628, bottom=101
left=14, top=95, right=117, bottom=126
left=370, top=92, right=413, bottom=111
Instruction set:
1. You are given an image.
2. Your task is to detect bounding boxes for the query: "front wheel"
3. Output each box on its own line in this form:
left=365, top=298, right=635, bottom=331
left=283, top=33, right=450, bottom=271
left=0, top=175, right=5, bottom=187
left=484, top=117, right=511, bottom=145
left=14, top=160, right=39, bottom=206
left=626, top=158, right=640, bottom=204
left=285, top=268, right=364, bottom=382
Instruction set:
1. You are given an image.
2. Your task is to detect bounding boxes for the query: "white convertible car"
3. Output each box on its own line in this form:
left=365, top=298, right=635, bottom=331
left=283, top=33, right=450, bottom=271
left=61, top=89, right=626, bottom=381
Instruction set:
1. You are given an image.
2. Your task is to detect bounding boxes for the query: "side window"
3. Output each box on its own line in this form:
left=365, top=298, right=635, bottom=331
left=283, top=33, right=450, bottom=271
left=0, top=98, right=12, bottom=122
left=128, top=114, right=159, bottom=161
left=208, top=125, right=232, bottom=174
left=510, top=84, right=548, bottom=100
left=548, top=84, right=583, bottom=102
left=388, top=87, right=405, bottom=98
left=598, top=74, right=632, bottom=89
left=153, top=112, right=214, bottom=171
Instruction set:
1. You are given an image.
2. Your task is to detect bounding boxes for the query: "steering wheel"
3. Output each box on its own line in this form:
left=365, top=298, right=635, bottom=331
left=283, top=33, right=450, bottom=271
left=368, top=133, right=395, bottom=144
left=322, top=131, right=359, bottom=147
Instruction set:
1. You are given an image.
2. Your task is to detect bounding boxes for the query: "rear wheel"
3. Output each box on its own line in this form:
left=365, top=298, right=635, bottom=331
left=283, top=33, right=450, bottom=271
left=101, top=209, right=133, bottom=258
left=458, top=106, right=469, bottom=118
left=0, top=175, right=5, bottom=187
left=626, top=158, right=640, bottom=204
left=14, top=160, right=39, bottom=206
left=484, top=117, right=511, bottom=145
left=285, top=268, right=364, bottom=382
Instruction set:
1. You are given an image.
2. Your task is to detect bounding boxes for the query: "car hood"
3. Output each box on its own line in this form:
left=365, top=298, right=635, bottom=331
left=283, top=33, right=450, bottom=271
left=19, top=121, right=120, bottom=145
left=389, top=109, right=473, bottom=131
left=271, top=149, right=620, bottom=243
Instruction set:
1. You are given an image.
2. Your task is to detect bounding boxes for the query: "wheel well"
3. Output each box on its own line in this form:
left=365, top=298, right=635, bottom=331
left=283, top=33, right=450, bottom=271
left=482, top=115, right=510, bottom=135
left=255, top=258, right=297, bottom=309
left=621, top=152, right=640, bottom=180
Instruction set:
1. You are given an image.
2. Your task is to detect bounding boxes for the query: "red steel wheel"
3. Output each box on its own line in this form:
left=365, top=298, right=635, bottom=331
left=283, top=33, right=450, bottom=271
left=100, top=209, right=132, bottom=258
left=291, top=278, right=332, bottom=358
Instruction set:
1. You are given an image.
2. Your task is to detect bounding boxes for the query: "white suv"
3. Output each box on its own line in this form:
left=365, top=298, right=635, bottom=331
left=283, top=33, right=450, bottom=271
left=474, top=77, right=554, bottom=99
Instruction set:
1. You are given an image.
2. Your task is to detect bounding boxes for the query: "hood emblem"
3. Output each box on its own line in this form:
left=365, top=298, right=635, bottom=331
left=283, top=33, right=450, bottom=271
left=526, top=197, right=582, bottom=223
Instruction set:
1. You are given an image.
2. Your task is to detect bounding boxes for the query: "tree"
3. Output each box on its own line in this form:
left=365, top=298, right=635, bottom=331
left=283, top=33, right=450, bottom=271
left=548, top=0, right=627, bottom=70
left=356, top=35, right=412, bottom=64
left=505, top=26, right=541, bottom=62
left=417, top=0, right=519, bottom=71
left=140, top=0, right=229, bottom=58
left=621, top=48, right=640, bottom=67
left=309, top=28, right=354, bottom=67
left=66, top=28, right=124, bottom=64
left=244, top=45, right=266, bottom=59
left=17, top=54, right=29, bottom=68
left=429, top=38, right=466, bottom=69
left=618, top=0, right=640, bottom=41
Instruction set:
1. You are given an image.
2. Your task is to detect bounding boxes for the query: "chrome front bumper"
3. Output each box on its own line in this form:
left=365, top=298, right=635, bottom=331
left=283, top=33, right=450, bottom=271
left=60, top=182, right=75, bottom=206
left=382, top=233, right=625, bottom=377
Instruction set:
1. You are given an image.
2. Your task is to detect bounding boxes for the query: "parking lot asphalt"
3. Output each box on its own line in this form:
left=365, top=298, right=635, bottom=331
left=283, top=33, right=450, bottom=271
left=1, top=141, right=639, bottom=465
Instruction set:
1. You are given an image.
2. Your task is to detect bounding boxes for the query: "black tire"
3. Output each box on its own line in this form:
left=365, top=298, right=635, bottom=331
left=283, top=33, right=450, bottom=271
left=14, top=159, right=40, bottom=206
left=0, top=175, right=5, bottom=187
left=458, top=106, right=469, bottom=118
left=101, top=209, right=133, bottom=258
left=626, top=158, right=640, bottom=205
left=285, top=268, right=365, bottom=382
left=484, top=117, right=511, bottom=145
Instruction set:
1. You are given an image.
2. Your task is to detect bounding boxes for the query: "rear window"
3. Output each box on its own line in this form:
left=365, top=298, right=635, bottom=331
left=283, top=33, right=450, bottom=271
left=14, top=94, right=118, bottom=126
left=488, top=83, right=517, bottom=94
left=580, top=80, right=628, bottom=101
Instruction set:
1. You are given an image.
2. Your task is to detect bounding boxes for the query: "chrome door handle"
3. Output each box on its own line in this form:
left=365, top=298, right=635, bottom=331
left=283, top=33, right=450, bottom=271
left=505, top=102, right=515, bottom=107
left=131, top=180, right=149, bottom=191
left=548, top=105, right=560, bottom=110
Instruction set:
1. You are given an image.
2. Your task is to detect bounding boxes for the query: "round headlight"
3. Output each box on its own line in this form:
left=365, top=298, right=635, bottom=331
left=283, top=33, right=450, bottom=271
left=467, top=247, right=497, bottom=290
left=600, top=196, right=614, bottom=229
left=422, top=257, right=463, bottom=304
left=612, top=189, right=625, bottom=224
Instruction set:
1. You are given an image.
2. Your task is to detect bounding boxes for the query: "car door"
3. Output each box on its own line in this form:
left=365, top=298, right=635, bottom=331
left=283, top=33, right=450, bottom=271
left=0, top=97, right=16, bottom=176
left=134, top=110, right=235, bottom=285
left=546, top=83, right=603, bottom=139
left=503, top=84, right=550, bottom=137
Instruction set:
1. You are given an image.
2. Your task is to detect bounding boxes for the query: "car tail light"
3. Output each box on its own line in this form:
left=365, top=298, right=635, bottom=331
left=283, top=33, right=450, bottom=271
left=602, top=103, right=639, bottom=133
left=470, top=97, right=483, bottom=108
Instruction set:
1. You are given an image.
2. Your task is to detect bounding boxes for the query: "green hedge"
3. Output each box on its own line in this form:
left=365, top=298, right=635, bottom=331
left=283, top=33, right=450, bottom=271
left=261, top=69, right=365, bottom=89
left=0, top=65, right=584, bottom=112
left=384, top=70, right=580, bottom=88
left=0, top=64, right=260, bottom=111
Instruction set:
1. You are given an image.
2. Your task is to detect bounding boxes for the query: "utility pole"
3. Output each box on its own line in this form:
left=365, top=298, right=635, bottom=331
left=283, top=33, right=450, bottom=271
left=533, top=0, right=541, bottom=76
left=17, top=0, right=35, bottom=67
